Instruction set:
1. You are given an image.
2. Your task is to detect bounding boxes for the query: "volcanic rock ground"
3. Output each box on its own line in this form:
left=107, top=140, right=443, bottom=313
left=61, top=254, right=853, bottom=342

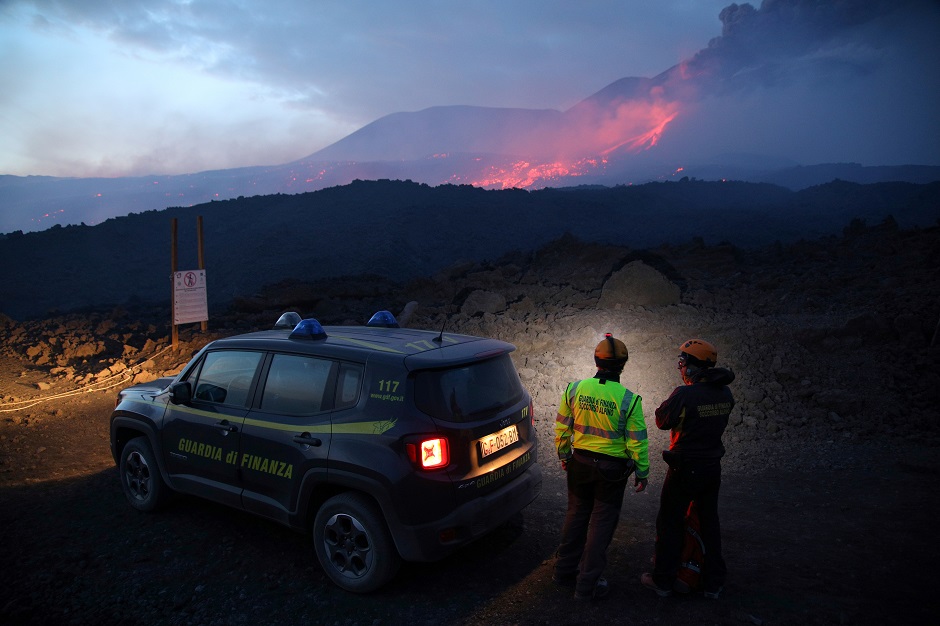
left=1, top=219, right=938, bottom=625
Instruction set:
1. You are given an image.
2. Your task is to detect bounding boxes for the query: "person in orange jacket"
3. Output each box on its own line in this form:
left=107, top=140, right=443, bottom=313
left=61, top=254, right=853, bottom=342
left=642, top=339, right=735, bottom=600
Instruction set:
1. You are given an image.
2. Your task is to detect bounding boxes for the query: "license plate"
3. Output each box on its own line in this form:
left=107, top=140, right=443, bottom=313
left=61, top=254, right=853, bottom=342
left=479, top=424, right=519, bottom=458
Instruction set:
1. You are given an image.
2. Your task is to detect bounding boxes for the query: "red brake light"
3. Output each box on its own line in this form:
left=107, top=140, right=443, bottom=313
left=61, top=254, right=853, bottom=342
left=405, top=436, right=449, bottom=470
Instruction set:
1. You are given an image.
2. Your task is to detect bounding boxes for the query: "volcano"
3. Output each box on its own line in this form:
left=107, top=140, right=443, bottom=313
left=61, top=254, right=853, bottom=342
left=301, top=73, right=683, bottom=190
left=2, top=1, right=937, bottom=235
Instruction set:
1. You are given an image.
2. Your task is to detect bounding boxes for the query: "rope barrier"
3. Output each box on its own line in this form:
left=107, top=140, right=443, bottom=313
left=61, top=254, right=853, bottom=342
left=0, top=344, right=177, bottom=413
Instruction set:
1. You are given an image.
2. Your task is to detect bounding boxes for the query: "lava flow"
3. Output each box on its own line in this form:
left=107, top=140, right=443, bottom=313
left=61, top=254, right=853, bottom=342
left=465, top=156, right=607, bottom=190
left=464, top=97, right=681, bottom=189
left=599, top=102, right=680, bottom=155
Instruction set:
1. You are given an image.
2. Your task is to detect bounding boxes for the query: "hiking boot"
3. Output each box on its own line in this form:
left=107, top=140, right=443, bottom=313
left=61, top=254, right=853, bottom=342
left=672, top=578, right=691, bottom=594
left=640, top=572, right=672, bottom=597
left=574, top=577, right=609, bottom=601
left=551, top=573, right=577, bottom=589
left=703, top=586, right=723, bottom=600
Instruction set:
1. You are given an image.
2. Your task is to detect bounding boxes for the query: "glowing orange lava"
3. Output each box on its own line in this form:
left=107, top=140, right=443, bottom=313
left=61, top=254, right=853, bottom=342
left=598, top=102, right=680, bottom=155
left=460, top=97, right=681, bottom=189
left=465, top=156, right=607, bottom=190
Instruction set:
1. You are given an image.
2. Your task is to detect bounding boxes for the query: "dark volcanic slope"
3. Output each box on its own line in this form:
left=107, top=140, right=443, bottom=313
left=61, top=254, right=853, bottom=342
left=1, top=178, right=938, bottom=320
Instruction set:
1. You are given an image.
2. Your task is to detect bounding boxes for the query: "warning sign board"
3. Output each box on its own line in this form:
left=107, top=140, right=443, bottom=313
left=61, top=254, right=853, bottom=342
left=173, top=270, right=208, bottom=325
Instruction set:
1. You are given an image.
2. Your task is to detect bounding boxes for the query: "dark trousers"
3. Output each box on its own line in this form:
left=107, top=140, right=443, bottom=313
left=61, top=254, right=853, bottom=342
left=652, top=459, right=727, bottom=592
left=555, top=453, right=631, bottom=595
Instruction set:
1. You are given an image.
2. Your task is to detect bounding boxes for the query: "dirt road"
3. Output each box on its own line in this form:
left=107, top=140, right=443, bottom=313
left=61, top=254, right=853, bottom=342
left=1, top=385, right=935, bottom=626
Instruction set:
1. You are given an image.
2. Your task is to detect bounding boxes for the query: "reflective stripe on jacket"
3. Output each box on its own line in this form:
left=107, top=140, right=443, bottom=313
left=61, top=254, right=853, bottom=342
left=554, top=375, right=650, bottom=479
left=655, top=366, right=735, bottom=459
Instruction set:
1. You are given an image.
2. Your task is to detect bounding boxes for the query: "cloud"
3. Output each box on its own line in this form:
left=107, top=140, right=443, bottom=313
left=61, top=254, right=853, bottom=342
left=1, top=0, right=936, bottom=177
left=6, top=1, right=729, bottom=115
left=0, top=1, right=728, bottom=176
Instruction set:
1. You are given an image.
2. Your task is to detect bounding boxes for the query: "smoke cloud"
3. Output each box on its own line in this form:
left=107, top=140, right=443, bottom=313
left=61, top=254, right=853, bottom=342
left=443, top=0, right=940, bottom=172
left=609, top=0, right=940, bottom=166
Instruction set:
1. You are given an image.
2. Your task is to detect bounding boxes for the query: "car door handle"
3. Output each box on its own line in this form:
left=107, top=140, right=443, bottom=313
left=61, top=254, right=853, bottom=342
left=215, top=420, right=238, bottom=433
left=293, top=433, right=322, bottom=447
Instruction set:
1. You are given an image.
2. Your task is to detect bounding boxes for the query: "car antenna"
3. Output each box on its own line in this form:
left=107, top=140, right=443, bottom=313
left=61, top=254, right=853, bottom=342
left=433, top=319, right=446, bottom=343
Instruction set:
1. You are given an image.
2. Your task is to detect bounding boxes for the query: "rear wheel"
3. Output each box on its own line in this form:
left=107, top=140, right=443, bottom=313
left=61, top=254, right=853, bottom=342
left=313, top=493, right=401, bottom=593
left=119, top=437, right=169, bottom=512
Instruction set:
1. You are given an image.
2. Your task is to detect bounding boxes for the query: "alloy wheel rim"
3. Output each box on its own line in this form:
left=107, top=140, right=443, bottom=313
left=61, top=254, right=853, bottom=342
left=125, top=450, right=151, bottom=501
left=322, top=513, right=373, bottom=579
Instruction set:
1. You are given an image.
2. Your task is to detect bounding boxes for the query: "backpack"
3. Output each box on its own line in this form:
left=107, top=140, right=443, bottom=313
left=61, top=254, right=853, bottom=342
left=675, top=501, right=705, bottom=592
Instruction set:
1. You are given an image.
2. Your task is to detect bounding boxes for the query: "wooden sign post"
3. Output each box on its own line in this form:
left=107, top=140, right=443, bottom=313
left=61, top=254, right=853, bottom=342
left=170, top=217, right=208, bottom=347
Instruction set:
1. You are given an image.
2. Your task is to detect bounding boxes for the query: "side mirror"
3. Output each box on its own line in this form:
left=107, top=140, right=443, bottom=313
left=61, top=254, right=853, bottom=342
left=169, top=381, right=192, bottom=405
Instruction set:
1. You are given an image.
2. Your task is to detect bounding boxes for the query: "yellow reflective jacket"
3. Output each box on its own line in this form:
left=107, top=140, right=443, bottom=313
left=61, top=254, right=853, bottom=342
left=554, top=375, right=649, bottom=479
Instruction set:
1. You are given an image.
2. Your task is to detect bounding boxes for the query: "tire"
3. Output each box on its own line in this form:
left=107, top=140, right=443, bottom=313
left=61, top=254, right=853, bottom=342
left=119, top=437, right=169, bottom=512
left=313, top=493, right=401, bottom=593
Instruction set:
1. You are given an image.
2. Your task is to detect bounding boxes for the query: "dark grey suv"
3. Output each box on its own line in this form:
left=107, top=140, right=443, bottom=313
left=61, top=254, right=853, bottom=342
left=109, top=311, right=542, bottom=592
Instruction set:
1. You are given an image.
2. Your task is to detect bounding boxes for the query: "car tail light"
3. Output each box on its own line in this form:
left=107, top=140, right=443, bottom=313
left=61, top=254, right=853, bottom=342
left=529, top=399, right=535, bottom=427
left=405, top=436, right=449, bottom=470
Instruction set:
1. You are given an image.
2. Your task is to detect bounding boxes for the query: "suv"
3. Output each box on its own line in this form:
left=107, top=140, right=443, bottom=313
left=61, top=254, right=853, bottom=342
left=109, top=311, right=542, bottom=592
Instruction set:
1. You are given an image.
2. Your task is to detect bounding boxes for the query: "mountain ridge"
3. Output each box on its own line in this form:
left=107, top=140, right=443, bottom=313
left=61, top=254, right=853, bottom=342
left=2, top=159, right=938, bottom=236
left=2, top=178, right=938, bottom=321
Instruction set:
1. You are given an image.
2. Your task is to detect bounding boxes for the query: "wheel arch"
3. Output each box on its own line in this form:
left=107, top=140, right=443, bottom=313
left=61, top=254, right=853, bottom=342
left=311, top=488, right=403, bottom=593
left=110, top=417, right=173, bottom=487
left=295, top=469, right=400, bottom=541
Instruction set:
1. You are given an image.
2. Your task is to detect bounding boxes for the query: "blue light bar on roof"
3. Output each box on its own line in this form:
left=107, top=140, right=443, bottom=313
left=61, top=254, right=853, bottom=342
left=367, top=310, right=400, bottom=328
left=289, top=318, right=327, bottom=340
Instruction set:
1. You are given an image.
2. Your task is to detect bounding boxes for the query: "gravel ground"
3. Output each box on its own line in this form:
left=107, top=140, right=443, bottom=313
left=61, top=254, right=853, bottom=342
left=1, top=223, right=938, bottom=625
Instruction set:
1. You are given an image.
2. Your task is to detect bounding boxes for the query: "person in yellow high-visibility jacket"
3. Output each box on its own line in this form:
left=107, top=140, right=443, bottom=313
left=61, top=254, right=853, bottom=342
left=553, top=333, right=649, bottom=601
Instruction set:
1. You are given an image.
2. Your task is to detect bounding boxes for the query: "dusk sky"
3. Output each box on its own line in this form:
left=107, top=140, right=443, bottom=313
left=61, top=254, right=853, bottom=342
left=2, top=0, right=938, bottom=179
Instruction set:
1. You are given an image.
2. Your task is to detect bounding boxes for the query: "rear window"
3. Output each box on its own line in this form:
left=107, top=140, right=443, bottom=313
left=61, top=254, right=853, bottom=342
left=260, top=353, right=334, bottom=415
left=414, top=355, right=525, bottom=423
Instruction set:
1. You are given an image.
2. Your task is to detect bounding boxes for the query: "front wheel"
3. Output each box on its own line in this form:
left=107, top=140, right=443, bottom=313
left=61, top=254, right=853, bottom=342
left=119, top=437, right=169, bottom=512
left=313, top=493, right=401, bottom=593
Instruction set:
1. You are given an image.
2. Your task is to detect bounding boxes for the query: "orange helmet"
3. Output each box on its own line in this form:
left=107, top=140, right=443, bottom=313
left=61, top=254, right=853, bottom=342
left=678, top=338, right=717, bottom=367
left=595, top=333, right=629, bottom=370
